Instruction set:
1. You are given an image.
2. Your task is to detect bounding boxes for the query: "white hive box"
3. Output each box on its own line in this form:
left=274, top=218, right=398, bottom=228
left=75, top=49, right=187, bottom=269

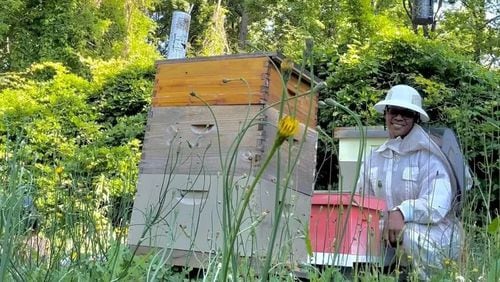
left=138, top=105, right=317, bottom=195
left=334, top=127, right=387, bottom=192
left=128, top=106, right=317, bottom=267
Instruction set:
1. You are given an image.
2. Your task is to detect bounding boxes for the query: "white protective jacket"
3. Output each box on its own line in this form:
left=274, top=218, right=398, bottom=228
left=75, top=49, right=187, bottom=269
left=356, top=124, right=462, bottom=277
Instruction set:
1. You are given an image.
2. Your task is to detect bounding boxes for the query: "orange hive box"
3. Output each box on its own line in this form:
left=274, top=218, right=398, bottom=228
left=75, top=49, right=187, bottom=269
left=152, top=53, right=319, bottom=127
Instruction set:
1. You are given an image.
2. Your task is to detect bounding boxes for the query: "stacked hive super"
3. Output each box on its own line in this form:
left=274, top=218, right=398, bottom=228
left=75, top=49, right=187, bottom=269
left=127, top=54, right=320, bottom=268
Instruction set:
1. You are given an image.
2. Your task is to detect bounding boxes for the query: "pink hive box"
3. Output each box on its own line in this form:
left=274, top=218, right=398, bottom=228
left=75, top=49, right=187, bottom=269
left=308, top=192, right=387, bottom=266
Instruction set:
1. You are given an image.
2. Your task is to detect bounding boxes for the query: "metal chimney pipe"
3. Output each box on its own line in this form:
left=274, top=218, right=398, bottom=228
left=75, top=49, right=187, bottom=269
left=412, top=0, right=434, bottom=25
left=166, top=11, right=191, bottom=59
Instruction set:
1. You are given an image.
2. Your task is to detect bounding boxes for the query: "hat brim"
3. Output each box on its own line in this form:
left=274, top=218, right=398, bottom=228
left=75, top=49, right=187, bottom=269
left=374, top=101, right=430, bottom=122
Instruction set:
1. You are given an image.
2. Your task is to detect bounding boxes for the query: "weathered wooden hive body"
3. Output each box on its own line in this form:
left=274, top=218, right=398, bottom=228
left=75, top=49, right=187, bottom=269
left=127, top=53, right=320, bottom=268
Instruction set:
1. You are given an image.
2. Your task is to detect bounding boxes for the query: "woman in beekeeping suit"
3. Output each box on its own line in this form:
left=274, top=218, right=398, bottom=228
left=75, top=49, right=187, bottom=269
left=356, top=85, right=463, bottom=280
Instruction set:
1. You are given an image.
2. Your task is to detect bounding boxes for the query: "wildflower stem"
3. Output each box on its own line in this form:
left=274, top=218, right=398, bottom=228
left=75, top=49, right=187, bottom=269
left=220, top=139, right=281, bottom=281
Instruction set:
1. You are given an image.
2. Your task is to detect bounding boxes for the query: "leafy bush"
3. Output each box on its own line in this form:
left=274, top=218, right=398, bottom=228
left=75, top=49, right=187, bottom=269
left=88, top=64, right=155, bottom=125
left=0, top=61, right=152, bottom=239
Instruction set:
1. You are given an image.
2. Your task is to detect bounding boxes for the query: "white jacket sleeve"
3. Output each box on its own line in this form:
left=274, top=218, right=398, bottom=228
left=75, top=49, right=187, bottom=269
left=397, top=156, right=453, bottom=224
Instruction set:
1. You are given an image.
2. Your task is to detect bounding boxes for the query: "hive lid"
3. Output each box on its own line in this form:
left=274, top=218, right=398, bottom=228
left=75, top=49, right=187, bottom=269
left=311, top=192, right=387, bottom=211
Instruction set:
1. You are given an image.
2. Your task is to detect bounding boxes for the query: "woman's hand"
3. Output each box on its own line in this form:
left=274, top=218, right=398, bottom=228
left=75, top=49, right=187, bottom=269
left=382, top=209, right=405, bottom=247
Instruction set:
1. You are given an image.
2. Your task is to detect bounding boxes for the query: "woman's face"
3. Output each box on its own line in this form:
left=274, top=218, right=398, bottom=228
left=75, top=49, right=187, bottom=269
left=385, top=106, right=417, bottom=138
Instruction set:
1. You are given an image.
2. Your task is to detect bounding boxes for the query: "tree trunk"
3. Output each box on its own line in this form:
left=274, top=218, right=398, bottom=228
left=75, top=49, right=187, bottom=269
left=423, top=24, right=430, bottom=38
left=412, top=22, right=418, bottom=34
left=123, top=0, right=132, bottom=58
left=238, top=6, right=249, bottom=49
left=472, top=0, right=486, bottom=63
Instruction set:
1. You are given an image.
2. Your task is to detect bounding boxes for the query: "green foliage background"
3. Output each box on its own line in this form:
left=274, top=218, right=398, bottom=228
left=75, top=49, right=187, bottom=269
left=0, top=59, right=154, bottom=230
left=0, top=0, right=498, bottom=279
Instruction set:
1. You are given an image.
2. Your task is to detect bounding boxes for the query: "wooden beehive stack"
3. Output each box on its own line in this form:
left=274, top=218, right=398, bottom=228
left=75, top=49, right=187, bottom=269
left=127, top=53, right=320, bottom=268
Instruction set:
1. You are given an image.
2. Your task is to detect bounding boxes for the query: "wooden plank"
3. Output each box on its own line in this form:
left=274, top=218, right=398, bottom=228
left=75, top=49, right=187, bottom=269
left=148, top=110, right=265, bottom=125
left=152, top=93, right=264, bottom=107
left=146, top=105, right=265, bottom=125
left=140, top=127, right=264, bottom=174
left=152, top=56, right=270, bottom=107
left=148, top=105, right=262, bottom=120
left=145, top=106, right=264, bottom=129
left=145, top=118, right=264, bottom=134
left=139, top=153, right=260, bottom=175
left=155, top=57, right=269, bottom=78
left=139, top=137, right=316, bottom=178
left=141, top=105, right=267, bottom=175
left=152, top=55, right=318, bottom=114
left=145, top=120, right=262, bottom=132
left=155, top=53, right=273, bottom=66
left=154, top=76, right=265, bottom=91
left=142, top=134, right=261, bottom=151
left=154, top=72, right=265, bottom=87
left=142, top=135, right=262, bottom=155
left=140, top=107, right=317, bottom=195
left=267, top=68, right=317, bottom=127
left=142, top=106, right=314, bottom=161
left=143, top=106, right=266, bottom=152
left=140, top=143, right=262, bottom=162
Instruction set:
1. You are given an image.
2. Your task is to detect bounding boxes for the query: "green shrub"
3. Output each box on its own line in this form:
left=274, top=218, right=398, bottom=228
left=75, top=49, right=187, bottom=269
left=88, top=64, right=155, bottom=125
left=0, top=60, right=150, bottom=243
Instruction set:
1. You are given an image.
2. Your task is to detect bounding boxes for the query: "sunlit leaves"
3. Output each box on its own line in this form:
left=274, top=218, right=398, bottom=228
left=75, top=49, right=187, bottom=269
left=0, top=0, right=159, bottom=74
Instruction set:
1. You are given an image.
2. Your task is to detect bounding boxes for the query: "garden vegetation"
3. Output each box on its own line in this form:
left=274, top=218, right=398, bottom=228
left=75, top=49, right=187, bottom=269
left=0, top=0, right=498, bottom=280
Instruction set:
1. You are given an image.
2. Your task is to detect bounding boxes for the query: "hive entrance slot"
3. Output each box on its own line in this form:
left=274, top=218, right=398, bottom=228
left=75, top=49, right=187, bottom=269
left=190, top=124, right=215, bottom=134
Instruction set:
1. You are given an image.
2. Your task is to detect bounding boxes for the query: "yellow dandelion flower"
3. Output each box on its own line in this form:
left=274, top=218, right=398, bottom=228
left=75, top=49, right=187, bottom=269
left=277, top=116, right=299, bottom=142
left=55, top=166, right=64, bottom=175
